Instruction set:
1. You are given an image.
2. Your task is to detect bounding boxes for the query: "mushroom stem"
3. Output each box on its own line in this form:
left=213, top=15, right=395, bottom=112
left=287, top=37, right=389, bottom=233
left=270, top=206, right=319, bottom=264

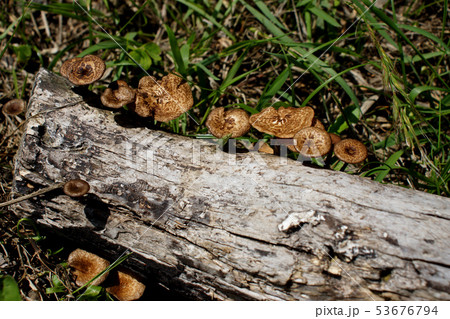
left=0, top=182, right=65, bottom=208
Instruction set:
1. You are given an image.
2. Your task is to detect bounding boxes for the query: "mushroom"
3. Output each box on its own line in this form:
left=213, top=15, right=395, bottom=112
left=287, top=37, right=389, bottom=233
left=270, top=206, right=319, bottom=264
left=2, top=99, right=26, bottom=116
left=101, top=80, right=136, bottom=109
left=205, top=107, right=251, bottom=138
left=63, top=179, right=90, bottom=197
left=134, top=73, right=194, bottom=122
left=257, top=142, right=274, bottom=154
left=106, top=270, right=146, bottom=301
left=329, top=133, right=342, bottom=145
left=311, top=118, right=325, bottom=130
left=249, top=106, right=314, bottom=138
left=68, top=249, right=110, bottom=286
left=60, top=57, right=81, bottom=77
left=333, top=139, right=368, bottom=164
left=61, top=55, right=105, bottom=85
left=293, top=127, right=332, bottom=157
left=0, top=179, right=90, bottom=209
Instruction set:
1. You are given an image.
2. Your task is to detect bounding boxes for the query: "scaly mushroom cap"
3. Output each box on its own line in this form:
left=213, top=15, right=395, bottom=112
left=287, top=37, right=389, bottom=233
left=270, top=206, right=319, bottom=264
left=134, top=73, right=194, bottom=122
left=293, top=127, right=332, bottom=157
left=63, top=179, right=90, bottom=197
left=205, top=107, right=251, bottom=138
left=2, top=99, right=26, bottom=115
left=334, top=138, right=367, bottom=164
left=106, top=271, right=146, bottom=301
left=101, top=80, right=136, bottom=109
left=68, top=249, right=110, bottom=286
left=249, top=106, right=314, bottom=138
left=65, top=55, right=105, bottom=85
left=60, top=57, right=82, bottom=77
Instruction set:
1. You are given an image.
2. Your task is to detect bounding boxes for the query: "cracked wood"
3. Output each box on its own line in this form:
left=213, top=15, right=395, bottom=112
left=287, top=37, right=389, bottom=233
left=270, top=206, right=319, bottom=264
left=10, top=69, right=450, bottom=300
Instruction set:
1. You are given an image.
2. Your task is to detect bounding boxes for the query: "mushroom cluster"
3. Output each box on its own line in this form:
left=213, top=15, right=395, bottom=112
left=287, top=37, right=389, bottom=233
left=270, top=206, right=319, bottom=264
left=205, top=104, right=368, bottom=165
left=59, top=56, right=194, bottom=122
left=58, top=54, right=367, bottom=166
left=68, top=248, right=146, bottom=301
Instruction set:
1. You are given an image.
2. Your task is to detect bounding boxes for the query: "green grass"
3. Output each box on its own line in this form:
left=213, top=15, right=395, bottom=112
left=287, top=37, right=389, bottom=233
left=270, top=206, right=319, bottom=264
left=1, top=0, right=449, bottom=300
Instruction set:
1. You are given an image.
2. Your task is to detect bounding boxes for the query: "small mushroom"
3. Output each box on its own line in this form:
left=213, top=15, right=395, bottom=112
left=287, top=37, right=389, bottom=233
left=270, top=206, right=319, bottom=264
left=101, top=80, right=136, bottom=109
left=205, top=107, right=251, bottom=138
left=257, top=142, right=274, bottom=154
left=134, top=73, right=194, bottom=122
left=293, top=127, right=331, bottom=157
left=106, top=270, right=146, bottom=301
left=68, top=249, right=110, bottom=286
left=311, top=118, right=325, bottom=130
left=329, top=133, right=342, bottom=145
left=0, top=179, right=89, bottom=209
left=62, top=55, right=105, bottom=85
left=2, top=99, right=26, bottom=115
left=249, top=106, right=314, bottom=138
left=63, top=179, right=90, bottom=197
left=333, top=139, right=368, bottom=164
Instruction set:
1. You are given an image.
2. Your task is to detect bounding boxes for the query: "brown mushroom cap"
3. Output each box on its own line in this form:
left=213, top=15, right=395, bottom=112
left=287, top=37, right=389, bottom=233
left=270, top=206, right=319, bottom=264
left=60, top=57, right=82, bottom=77
left=329, top=133, right=342, bottom=145
left=249, top=106, right=314, bottom=138
left=63, top=179, right=90, bottom=197
left=287, top=144, right=297, bottom=153
left=101, top=80, right=136, bottom=109
left=293, top=127, right=332, bottom=157
left=312, top=118, right=325, bottom=131
left=2, top=99, right=26, bottom=115
left=205, top=107, right=251, bottom=138
left=65, top=55, right=105, bottom=85
left=257, top=142, right=274, bottom=154
left=106, top=270, right=146, bottom=301
left=134, top=73, right=194, bottom=122
left=68, top=249, right=110, bottom=286
left=334, top=138, right=368, bottom=164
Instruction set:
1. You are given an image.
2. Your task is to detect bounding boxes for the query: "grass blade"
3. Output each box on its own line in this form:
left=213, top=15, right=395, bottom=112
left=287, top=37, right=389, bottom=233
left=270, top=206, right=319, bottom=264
left=176, top=0, right=236, bottom=41
left=374, top=150, right=404, bottom=182
left=165, top=24, right=187, bottom=75
left=357, top=0, right=449, bottom=89
left=254, top=0, right=288, bottom=31
left=257, top=67, right=290, bottom=110
left=308, top=6, right=341, bottom=28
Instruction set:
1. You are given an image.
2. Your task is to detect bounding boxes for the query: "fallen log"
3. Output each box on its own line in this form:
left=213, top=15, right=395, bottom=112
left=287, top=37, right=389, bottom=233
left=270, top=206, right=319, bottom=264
left=9, top=68, right=450, bottom=300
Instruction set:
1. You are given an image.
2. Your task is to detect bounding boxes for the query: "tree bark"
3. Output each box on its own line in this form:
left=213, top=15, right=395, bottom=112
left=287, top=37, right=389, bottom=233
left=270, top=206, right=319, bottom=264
left=10, top=68, right=450, bottom=300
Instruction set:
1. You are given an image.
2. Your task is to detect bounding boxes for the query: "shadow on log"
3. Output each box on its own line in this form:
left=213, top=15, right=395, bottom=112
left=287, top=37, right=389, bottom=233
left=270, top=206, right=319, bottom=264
left=10, top=69, right=450, bottom=300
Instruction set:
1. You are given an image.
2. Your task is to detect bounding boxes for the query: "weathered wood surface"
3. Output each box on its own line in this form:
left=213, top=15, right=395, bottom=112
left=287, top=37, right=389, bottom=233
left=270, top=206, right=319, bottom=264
left=10, top=68, right=450, bottom=300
